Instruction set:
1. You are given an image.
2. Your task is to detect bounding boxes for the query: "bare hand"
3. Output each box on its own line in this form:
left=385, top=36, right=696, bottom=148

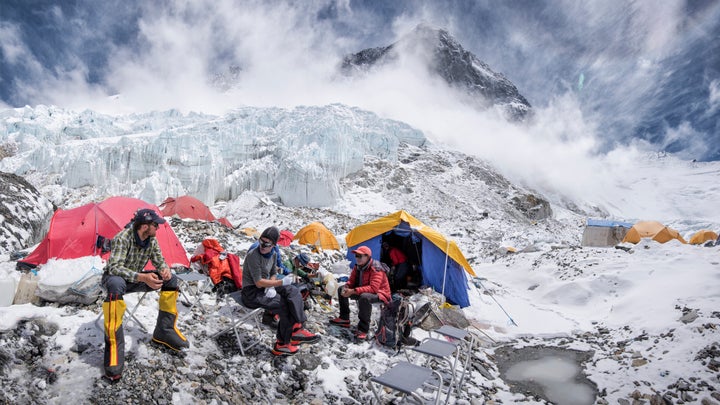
left=141, top=272, right=163, bottom=290
left=159, top=268, right=171, bottom=281
left=341, top=287, right=353, bottom=298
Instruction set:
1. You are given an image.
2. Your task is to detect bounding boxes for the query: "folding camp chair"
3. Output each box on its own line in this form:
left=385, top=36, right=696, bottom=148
left=211, top=291, right=265, bottom=356
left=95, top=291, right=151, bottom=333
left=176, top=271, right=212, bottom=313
left=369, top=361, right=443, bottom=404
left=429, top=325, right=476, bottom=398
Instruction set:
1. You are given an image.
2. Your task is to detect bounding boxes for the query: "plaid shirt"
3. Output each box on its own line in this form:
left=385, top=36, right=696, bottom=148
left=106, top=227, right=168, bottom=282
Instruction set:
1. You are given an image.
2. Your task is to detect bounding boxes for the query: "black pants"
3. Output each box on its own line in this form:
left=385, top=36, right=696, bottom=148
left=241, top=285, right=306, bottom=344
left=337, top=286, right=381, bottom=333
left=102, top=273, right=179, bottom=296
left=393, top=262, right=410, bottom=290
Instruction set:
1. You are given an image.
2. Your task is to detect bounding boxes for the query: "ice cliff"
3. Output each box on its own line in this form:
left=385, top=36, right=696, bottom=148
left=0, top=104, right=425, bottom=208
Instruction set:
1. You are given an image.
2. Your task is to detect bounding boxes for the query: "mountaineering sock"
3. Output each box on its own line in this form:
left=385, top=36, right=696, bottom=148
left=152, top=290, right=189, bottom=351
left=103, top=294, right=127, bottom=379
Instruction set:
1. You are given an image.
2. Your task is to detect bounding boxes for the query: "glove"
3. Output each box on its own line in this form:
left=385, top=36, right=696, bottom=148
left=281, top=276, right=294, bottom=286
left=265, top=287, right=277, bottom=298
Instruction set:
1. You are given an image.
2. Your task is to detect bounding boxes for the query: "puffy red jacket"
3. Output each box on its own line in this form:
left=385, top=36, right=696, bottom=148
left=190, top=239, right=232, bottom=285
left=347, top=259, right=391, bottom=303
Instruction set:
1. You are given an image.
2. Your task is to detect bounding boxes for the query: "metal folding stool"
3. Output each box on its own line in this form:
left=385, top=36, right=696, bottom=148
left=406, top=337, right=462, bottom=404
left=96, top=291, right=151, bottom=332
left=369, top=361, right=443, bottom=405
left=175, top=272, right=212, bottom=313
left=211, top=291, right=265, bottom=356
left=429, top=325, right=476, bottom=397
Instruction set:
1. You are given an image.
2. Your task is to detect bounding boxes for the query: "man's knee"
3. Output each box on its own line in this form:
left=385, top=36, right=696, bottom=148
left=162, top=274, right=179, bottom=290
left=357, top=293, right=378, bottom=305
left=103, top=275, right=127, bottom=295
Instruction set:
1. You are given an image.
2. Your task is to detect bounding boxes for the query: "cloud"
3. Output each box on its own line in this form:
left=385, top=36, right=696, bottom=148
left=1, top=0, right=716, bottom=217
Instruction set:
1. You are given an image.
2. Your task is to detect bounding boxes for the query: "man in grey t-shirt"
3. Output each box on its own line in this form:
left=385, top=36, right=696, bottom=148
left=241, top=226, right=320, bottom=355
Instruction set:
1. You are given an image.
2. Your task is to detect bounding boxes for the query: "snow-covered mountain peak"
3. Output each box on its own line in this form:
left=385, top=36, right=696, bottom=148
left=341, top=24, right=532, bottom=121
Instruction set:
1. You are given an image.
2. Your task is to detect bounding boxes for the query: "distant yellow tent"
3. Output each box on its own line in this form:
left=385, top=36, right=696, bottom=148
left=240, top=227, right=260, bottom=238
left=622, top=221, right=687, bottom=244
left=688, top=230, right=718, bottom=245
left=293, top=222, right=340, bottom=251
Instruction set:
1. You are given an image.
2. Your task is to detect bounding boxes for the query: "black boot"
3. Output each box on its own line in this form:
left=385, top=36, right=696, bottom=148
left=152, top=290, right=189, bottom=351
left=103, top=295, right=126, bottom=379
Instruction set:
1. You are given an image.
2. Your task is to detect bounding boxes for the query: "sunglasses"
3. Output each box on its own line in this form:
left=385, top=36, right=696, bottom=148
left=150, top=222, right=159, bottom=229
left=354, top=254, right=366, bottom=259
left=260, top=241, right=274, bottom=248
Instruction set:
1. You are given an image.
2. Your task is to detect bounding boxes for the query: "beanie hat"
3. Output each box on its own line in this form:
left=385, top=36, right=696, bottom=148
left=260, top=226, right=280, bottom=244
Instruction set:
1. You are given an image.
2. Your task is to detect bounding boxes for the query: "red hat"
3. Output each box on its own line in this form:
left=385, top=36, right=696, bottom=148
left=351, top=246, right=372, bottom=256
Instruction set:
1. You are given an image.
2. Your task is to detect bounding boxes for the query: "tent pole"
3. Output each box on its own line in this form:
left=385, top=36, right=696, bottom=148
left=441, top=239, right=450, bottom=306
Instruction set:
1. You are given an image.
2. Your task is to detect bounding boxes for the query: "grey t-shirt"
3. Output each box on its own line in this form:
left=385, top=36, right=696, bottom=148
left=242, top=247, right=278, bottom=288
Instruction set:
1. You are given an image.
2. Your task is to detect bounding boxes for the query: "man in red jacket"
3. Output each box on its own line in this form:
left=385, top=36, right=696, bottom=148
left=329, top=246, right=391, bottom=340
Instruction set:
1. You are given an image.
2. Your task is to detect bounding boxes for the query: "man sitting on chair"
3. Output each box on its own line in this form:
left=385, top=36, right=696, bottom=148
left=330, top=245, right=391, bottom=340
left=241, top=226, right=320, bottom=356
left=101, top=208, right=189, bottom=381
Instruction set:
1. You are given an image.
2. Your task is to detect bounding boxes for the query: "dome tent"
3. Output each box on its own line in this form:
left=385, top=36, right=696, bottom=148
left=622, top=220, right=687, bottom=244
left=293, top=222, right=340, bottom=251
left=345, top=210, right=475, bottom=308
left=159, top=195, right=216, bottom=222
left=688, top=229, right=718, bottom=245
left=20, top=196, right=189, bottom=270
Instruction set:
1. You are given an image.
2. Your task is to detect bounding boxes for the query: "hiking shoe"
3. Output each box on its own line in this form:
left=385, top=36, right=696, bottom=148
left=354, top=330, right=368, bottom=340
left=262, top=312, right=279, bottom=328
left=271, top=341, right=299, bottom=356
left=291, top=328, right=320, bottom=345
left=329, top=317, right=350, bottom=328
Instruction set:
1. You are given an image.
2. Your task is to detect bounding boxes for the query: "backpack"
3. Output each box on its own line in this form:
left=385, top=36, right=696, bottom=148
left=375, top=293, right=412, bottom=350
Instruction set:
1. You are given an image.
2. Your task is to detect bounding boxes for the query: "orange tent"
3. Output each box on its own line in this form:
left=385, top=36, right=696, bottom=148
left=159, top=196, right=216, bottom=221
left=688, top=230, right=718, bottom=245
left=622, top=221, right=687, bottom=244
left=293, top=222, right=340, bottom=251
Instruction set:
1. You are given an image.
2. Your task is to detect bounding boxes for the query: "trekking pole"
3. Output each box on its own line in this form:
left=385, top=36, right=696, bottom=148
left=473, top=278, right=517, bottom=327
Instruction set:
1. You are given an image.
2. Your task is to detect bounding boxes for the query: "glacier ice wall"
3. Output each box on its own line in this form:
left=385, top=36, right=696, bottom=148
left=0, top=104, right=425, bottom=208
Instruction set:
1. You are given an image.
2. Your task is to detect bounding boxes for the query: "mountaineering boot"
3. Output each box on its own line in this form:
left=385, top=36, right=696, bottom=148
left=291, top=322, right=320, bottom=345
left=103, top=294, right=127, bottom=380
left=271, top=339, right=299, bottom=356
left=354, top=330, right=368, bottom=340
left=152, top=290, right=189, bottom=351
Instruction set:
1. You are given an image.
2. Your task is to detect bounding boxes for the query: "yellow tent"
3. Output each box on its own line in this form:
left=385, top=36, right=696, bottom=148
left=688, top=229, right=718, bottom=245
left=240, top=227, right=260, bottom=238
left=293, top=222, right=340, bottom=251
left=622, top=221, right=687, bottom=244
left=345, top=210, right=475, bottom=307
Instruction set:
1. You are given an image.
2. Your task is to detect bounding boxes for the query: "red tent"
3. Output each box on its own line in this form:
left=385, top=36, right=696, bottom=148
left=20, top=196, right=189, bottom=269
left=278, top=230, right=294, bottom=247
left=159, top=196, right=216, bottom=222
left=216, top=217, right=233, bottom=228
